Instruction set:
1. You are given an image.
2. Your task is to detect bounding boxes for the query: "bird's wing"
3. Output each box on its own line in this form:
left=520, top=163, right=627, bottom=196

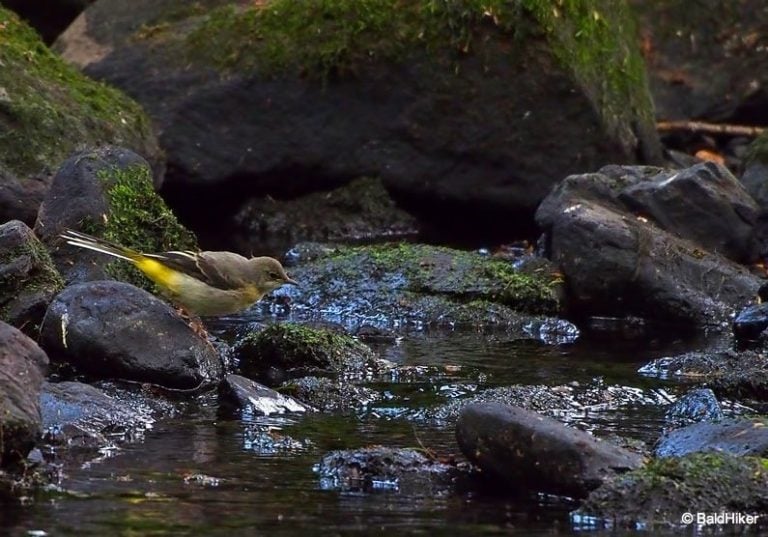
left=144, top=251, right=250, bottom=290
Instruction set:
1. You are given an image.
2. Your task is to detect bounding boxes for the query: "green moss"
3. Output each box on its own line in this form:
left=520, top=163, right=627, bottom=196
left=328, top=242, right=558, bottom=314
left=184, top=0, right=650, bottom=132
left=237, top=323, right=374, bottom=381
left=0, top=8, right=154, bottom=176
left=85, top=164, right=198, bottom=291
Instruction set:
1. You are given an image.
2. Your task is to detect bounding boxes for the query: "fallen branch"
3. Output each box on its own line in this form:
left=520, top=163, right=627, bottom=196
left=656, top=120, right=765, bottom=137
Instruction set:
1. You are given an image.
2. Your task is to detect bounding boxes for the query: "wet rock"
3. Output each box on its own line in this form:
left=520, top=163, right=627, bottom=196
left=639, top=349, right=768, bottom=401
left=230, top=177, right=418, bottom=255
left=733, top=302, right=768, bottom=344
left=279, top=376, right=380, bottom=413
left=0, top=9, right=158, bottom=179
left=236, top=323, right=385, bottom=385
left=58, top=0, right=658, bottom=243
left=35, top=146, right=196, bottom=289
left=315, top=446, right=459, bottom=494
left=40, top=381, right=163, bottom=449
left=40, top=280, right=222, bottom=390
left=664, top=388, right=723, bottom=430
left=0, top=220, right=63, bottom=334
left=655, top=417, right=768, bottom=458
left=578, top=453, right=768, bottom=527
left=266, top=242, right=566, bottom=334
left=0, top=321, right=48, bottom=466
left=536, top=165, right=761, bottom=327
left=456, top=403, right=643, bottom=498
left=219, top=374, right=311, bottom=416
left=0, top=167, right=49, bottom=227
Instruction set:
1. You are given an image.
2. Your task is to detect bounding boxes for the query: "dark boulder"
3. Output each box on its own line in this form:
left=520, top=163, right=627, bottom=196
left=279, top=376, right=380, bottom=413
left=56, top=0, right=659, bottom=243
left=0, top=220, right=63, bottom=334
left=536, top=165, right=762, bottom=326
left=655, top=417, right=768, bottom=458
left=0, top=321, right=48, bottom=466
left=35, top=146, right=197, bottom=288
left=219, top=374, right=311, bottom=416
left=39, top=280, right=221, bottom=390
left=455, top=402, right=643, bottom=498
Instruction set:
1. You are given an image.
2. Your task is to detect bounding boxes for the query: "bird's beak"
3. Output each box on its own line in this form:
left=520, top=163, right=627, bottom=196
left=284, top=277, right=299, bottom=287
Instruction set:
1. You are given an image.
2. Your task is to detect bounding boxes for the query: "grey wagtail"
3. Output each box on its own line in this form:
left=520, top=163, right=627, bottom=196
left=60, top=229, right=298, bottom=316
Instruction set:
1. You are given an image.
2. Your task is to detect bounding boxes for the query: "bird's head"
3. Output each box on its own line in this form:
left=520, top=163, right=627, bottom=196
left=250, top=257, right=298, bottom=293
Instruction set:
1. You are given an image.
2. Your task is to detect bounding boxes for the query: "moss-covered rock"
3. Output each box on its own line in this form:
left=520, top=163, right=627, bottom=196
left=36, top=146, right=197, bottom=290
left=578, top=453, right=768, bottom=528
left=271, top=242, right=563, bottom=332
left=0, top=8, right=159, bottom=177
left=236, top=323, right=385, bottom=384
left=0, top=220, right=63, bottom=335
left=57, top=0, right=659, bottom=244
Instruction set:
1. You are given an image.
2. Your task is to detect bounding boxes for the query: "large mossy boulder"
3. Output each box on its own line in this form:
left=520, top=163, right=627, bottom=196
left=55, top=0, right=660, bottom=244
left=35, top=146, right=197, bottom=289
left=0, top=7, right=160, bottom=179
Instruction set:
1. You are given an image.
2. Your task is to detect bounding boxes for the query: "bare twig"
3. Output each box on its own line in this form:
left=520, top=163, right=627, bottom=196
left=657, top=120, right=765, bottom=137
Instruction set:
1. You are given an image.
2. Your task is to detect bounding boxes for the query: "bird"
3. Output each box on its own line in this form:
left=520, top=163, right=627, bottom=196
left=60, top=229, right=298, bottom=316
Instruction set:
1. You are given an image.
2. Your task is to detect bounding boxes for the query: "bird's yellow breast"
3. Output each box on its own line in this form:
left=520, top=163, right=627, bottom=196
left=134, top=256, right=181, bottom=293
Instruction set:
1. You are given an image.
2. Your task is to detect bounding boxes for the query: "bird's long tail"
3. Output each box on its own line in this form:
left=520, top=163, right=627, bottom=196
left=60, top=229, right=140, bottom=263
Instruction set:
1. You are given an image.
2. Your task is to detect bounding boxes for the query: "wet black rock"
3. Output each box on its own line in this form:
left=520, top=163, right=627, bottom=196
left=536, top=164, right=761, bottom=327
left=0, top=220, right=63, bottom=334
left=655, top=417, right=768, bottom=458
left=639, top=349, right=768, bottom=401
left=315, top=446, right=460, bottom=494
left=663, top=388, right=723, bottom=430
left=236, top=323, right=387, bottom=385
left=279, top=376, right=380, bottom=413
left=219, top=374, right=311, bottom=416
left=733, top=302, right=768, bottom=344
left=40, top=381, right=166, bottom=450
left=0, top=321, right=48, bottom=466
left=40, top=280, right=222, bottom=390
left=578, top=453, right=768, bottom=527
left=455, top=403, right=643, bottom=498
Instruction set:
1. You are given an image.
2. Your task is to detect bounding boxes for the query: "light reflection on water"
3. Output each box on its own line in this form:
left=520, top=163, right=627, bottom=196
left=1, top=324, right=725, bottom=536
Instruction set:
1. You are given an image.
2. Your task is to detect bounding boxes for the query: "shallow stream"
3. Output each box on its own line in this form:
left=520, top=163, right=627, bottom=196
left=1, top=316, right=724, bottom=536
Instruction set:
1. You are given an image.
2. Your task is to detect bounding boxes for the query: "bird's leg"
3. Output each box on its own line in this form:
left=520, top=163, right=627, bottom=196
left=175, top=306, right=210, bottom=340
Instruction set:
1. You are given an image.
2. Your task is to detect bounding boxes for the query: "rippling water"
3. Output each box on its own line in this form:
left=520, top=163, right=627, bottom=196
left=1, top=322, right=725, bottom=536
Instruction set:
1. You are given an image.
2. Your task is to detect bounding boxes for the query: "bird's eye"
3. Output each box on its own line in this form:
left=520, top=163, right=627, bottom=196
left=269, top=271, right=280, bottom=279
